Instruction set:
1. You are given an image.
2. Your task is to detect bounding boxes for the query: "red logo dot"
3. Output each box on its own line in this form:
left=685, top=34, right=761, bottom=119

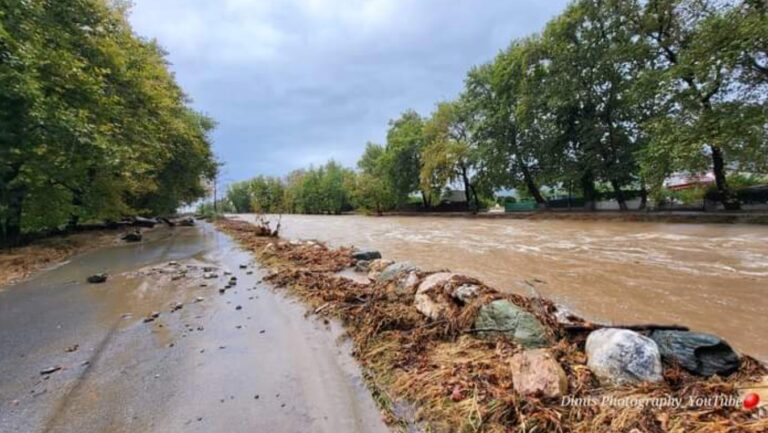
left=743, top=393, right=760, bottom=410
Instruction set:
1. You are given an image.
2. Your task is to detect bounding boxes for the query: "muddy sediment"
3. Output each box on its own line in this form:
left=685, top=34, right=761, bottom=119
left=217, top=217, right=768, bottom=433
left=0, top=231, right=126, bottom=289
left=0, top=223, right=389, bottom=433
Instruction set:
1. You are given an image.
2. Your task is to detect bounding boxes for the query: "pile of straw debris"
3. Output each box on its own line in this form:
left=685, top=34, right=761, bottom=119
left=217, top=217, right=767, bottom=433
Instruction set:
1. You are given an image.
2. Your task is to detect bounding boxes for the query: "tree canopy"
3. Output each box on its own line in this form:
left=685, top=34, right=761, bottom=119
left=223, top=0, right=767, bottom=216
left=1, top=0, right=217, bottom=246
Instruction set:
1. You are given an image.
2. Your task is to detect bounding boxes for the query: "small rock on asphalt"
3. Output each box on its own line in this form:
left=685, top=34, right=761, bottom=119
left=86, top=273, right=108, bottom=284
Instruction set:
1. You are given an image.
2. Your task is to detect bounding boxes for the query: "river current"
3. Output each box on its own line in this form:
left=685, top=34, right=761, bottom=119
left=237, top=214, right=768, bottom=361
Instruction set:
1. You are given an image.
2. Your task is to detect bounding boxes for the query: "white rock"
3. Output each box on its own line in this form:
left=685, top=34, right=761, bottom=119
left=453, top=284, right=481, bottom=303
left=413, top=272, right=456, bottom=320
left=397, top=271, right=420, bottom=294
left=586, top=328, right=663, bottom=386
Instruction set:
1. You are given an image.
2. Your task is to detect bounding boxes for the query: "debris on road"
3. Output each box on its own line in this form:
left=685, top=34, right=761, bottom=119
left=86, top=273, right=108, bottom=284
left=40, top=366, right=62, bottom=375
left=121, top=230, right=143, bottom=243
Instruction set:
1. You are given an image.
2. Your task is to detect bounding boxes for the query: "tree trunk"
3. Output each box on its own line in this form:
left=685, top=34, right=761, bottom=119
left=610, top=180, right=628, bottom=211
left=460, top=165, right=473, bottom=212
left=420, top=190, right=429, bottom=209
left=639, top=183, right=648, bottom=211
left=2, top=186, right=25, bottom=247
left=581, top=172, right=596, bottom=211
left=710, top=145, right=740, bottom=210
left=518, top=161, right=546, bottom=206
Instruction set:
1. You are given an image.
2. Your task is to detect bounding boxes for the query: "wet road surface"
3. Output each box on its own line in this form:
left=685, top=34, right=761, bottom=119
left=0, top=224, right=388, bottom=433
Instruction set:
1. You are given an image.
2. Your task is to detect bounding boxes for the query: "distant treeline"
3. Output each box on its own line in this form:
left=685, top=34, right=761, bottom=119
left=1, top=2, right=217, bottom=247
left=217, top=0, right=767, bottom=216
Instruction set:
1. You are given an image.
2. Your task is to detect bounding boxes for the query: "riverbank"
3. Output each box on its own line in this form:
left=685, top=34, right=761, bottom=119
left=381, top=210, right=768, bottom=225
left=217, top=217, right=768, bottom=433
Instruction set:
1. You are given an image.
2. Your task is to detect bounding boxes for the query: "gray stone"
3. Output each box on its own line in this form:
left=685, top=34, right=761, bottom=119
left=650, top=330, right=740, bottom=377
left=87, top=273, right=108, bottom=284
left=396, top=271, right=420, bottom=294
left=453, top=284, right=481, bottom=303
left=473, top=300, right=551, bottom=349
left=586, top=328, right=663, bottom=386
left=352, top=250, right=382, bottom=261
left=354, top=260, right=370, bottom=273
left=377, top=262, right=418, bottom=282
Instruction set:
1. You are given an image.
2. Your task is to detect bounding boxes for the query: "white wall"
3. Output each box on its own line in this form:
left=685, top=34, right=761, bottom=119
left=595, top=198, right=643, bottom=211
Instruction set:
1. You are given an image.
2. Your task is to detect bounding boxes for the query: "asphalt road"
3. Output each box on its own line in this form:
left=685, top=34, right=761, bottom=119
left=0, top=224, right=389, bottom=433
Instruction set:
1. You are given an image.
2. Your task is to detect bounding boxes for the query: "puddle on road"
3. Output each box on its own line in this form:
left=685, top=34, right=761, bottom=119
left=0, top=224, right=390, bottom=433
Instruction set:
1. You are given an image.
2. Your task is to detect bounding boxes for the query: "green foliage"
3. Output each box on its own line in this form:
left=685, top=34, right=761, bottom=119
left=383, top=111, right=426, bottom=206
left=353, top=143, right=397, bottom=214
left=421, top=100, right=480, bottom=210
left=215, top=0, right=767, bottom=216
left=0, top=1, right=216, bottom=246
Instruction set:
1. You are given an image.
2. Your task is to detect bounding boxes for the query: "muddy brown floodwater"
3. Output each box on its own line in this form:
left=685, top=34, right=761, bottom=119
left=237, top=214, right=768, bottom=361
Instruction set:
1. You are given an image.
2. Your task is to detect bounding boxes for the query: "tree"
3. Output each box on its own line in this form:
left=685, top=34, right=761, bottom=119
left=636, top=0, right=768, bottom=209
left=354, top=143, right=397, bottom=214
left=464, top=40, right=550, bottom=206
left=541, top=0, right=651, bottom=210
left=383, top=110, right=428, bottom=207
left=0, top=1, right=216, bottom=246
left=249, top=176, right=285, bottom=213
left=421, top=100, right=482, bottom=211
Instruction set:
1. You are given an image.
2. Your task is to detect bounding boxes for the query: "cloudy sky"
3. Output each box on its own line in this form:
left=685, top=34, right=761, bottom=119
left=129, top=0, right=569, bottom=184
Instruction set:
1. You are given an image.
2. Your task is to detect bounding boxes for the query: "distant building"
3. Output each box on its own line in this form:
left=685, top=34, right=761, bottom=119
left=663, top=172, right=716, bottom=191
left=442, top=189, right=467, bottom=203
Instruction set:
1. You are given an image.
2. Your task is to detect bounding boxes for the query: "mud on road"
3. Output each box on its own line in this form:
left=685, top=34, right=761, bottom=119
left=0, top=224, right=388, bottom=433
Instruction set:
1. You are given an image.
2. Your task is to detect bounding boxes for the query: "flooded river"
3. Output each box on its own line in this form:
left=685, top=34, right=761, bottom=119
left=239, top=214, right=768, bottom=361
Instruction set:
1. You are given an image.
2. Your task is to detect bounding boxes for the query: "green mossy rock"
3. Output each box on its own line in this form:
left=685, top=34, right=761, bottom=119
left=473, top=300, right=551, bottom=348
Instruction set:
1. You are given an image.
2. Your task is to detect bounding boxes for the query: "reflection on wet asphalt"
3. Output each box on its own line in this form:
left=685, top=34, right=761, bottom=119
left=0, top=224, right=388, bottom=433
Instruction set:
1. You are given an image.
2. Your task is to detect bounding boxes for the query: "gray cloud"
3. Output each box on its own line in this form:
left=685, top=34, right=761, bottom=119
left=129, top=0, right=569, bottom=183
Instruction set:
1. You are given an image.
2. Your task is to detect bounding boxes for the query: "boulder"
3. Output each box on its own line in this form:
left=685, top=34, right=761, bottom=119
left=510, top=349, right=568, bottom=398
left=586, top=328, right=663, bottom=386
left=352, top=250, right=382, bottom=261
left=413, top=272, right=455, bottom=319
left=473, top=300, right=551, bottom=349
left=368, top=259, right=394, bottom=273
left=377, top=262, right=418, bottom=282
left=354, top=260, right=370, bottom=273
left=418, top=272, right=457, bottom=292
left=414, top=291, right=451, bottom=320
left=650, top=330, right=740, bottom=377
left=87, top=273, right=108, bottom=284
left=453, top=284, right=481, bottom=303
left=396, top=271, right=420, bottom=294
